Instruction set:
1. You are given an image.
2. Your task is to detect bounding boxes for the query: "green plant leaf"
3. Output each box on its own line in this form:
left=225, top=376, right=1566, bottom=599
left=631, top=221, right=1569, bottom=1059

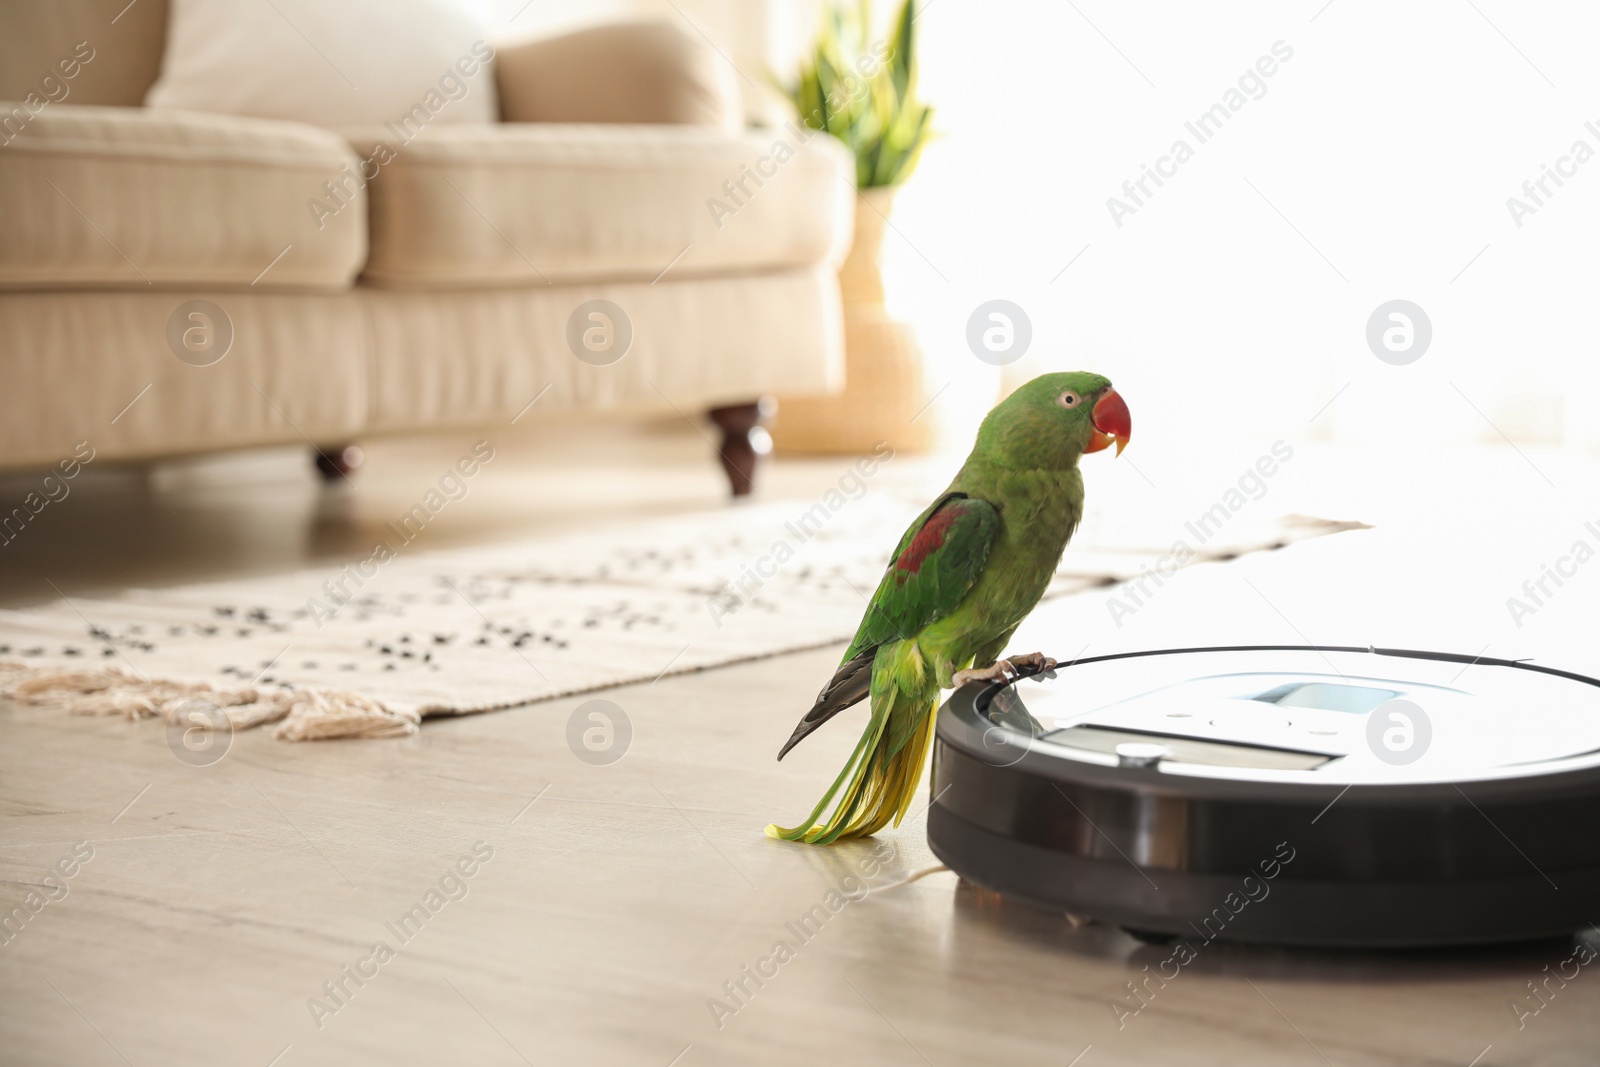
left=889, top=0, right=914, bottom=104
left=786, top=0, right=933, bottom=189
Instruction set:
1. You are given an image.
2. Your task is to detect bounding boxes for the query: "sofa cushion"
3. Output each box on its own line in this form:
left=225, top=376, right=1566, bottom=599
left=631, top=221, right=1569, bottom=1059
left=494, top=21, right=738, bottom=131
left=347, top=123, right=854, bottom=288
left=145, top=0, right=497, bottom=130
left=0, top=103, right=366, bottom=291
left=0, top=0, right=169, bottom=109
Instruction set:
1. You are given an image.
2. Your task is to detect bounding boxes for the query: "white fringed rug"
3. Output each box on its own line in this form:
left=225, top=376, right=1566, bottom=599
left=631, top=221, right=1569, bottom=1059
left=0, top=492, right=1363, bottom=741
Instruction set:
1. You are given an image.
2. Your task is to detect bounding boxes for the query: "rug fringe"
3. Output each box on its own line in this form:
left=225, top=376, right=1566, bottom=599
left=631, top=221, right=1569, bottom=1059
left=276, top=689, right=417, bottom=740
left=0, top=661, right=418, bottom=740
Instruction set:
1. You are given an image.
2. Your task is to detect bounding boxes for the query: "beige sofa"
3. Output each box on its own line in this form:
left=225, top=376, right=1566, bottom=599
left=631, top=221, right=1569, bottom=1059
left=0, top=1, right=851, bottom=493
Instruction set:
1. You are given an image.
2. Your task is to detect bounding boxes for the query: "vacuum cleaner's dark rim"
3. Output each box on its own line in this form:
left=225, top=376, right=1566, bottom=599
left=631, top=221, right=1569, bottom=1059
left=949, top=643, right=1600, bottom=804
left=924, top=802, right=1600, bottom=947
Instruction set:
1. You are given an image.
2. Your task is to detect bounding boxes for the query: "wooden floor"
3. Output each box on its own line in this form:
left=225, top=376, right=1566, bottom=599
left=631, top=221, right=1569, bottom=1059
left=3, top=422, right=1598, bottom=1066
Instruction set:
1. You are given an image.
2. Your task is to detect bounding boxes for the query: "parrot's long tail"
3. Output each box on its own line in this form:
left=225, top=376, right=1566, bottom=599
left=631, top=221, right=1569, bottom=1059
left=764, top=681, right=937, bottom=845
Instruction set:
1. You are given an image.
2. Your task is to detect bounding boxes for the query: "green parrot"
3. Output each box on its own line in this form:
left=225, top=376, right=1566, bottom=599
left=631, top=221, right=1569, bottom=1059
left=767, top=372, right=1131, bottom=844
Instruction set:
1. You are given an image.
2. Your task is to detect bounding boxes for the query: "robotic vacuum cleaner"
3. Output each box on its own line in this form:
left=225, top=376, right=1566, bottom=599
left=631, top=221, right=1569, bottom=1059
left=927, top=645, right=1600, bottom=947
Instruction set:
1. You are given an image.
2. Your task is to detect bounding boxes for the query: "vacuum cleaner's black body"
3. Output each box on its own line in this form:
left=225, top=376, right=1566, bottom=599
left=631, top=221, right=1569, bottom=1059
left=927, top=646, right=1600, bottom=947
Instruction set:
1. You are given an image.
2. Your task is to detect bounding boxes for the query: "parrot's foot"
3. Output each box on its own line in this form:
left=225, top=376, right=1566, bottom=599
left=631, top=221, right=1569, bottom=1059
left=1008, top=652, right=1057, bottom=678
left=952, top=653, right=1056, bottom=689
left=953, top=658, right=1019, bottom=687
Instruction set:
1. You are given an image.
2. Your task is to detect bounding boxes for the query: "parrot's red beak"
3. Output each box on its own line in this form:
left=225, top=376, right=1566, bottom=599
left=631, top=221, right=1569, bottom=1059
left=1086, top=387, right=1131, bottom=456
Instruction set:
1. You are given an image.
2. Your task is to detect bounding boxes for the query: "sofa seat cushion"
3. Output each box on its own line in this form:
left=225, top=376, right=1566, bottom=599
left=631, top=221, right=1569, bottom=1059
left=0, top=103, right=366, bottom=291
left=347, top=123, right=853, bottom=287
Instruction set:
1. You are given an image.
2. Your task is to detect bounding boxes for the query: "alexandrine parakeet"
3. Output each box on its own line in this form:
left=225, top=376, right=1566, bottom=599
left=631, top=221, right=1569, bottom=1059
left=767, top=372, right=1132, bottom=844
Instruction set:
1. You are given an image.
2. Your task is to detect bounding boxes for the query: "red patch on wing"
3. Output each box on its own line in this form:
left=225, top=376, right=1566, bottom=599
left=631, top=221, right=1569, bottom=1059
left=895, top=504, right=962, bottom=583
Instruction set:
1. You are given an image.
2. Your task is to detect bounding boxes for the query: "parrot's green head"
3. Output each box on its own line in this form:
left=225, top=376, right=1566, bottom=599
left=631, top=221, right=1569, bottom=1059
left=973, top=372, right=1131, bottom=470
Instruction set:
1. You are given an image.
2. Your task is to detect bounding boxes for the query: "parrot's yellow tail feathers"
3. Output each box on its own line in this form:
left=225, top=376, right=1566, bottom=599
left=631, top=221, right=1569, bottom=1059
left=766, top=689, right=937, bottom=845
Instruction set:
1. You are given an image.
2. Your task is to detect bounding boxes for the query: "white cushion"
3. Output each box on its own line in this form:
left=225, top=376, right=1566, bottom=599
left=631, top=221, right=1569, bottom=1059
left=145, top=0, right=497, bottom=130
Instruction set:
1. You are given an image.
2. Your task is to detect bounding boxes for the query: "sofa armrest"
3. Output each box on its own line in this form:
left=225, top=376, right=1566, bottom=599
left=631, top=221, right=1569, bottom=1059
left=493, top=20, right=740, bottom=132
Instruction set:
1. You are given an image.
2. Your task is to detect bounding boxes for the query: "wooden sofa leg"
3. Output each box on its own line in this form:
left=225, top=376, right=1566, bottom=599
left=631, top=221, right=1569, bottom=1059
left=314, top=444, right=364, bottom=482
left=707, top=399, right=774, bottom=497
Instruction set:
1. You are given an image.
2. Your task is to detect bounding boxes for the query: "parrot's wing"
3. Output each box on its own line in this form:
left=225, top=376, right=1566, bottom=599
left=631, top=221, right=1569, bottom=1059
left=845, top=492, right=1000, bottom=658
left=776, top=493, right=999, bottom=759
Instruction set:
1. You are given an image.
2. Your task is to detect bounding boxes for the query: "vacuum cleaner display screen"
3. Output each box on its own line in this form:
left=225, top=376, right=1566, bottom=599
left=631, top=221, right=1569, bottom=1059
left=1012, top=648, right=1600, bottom=783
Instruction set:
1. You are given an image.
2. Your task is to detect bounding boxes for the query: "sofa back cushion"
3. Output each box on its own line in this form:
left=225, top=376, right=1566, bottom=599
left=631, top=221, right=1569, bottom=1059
left=495, top=21, right=739, bottom=131
left=144, top=0, right=497, bottom=129
left=0, top=0, right=170, bottom=108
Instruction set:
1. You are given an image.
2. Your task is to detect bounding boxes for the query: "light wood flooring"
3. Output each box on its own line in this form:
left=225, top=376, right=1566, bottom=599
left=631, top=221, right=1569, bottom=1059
left=3, top=421, right=1597, bottom=1066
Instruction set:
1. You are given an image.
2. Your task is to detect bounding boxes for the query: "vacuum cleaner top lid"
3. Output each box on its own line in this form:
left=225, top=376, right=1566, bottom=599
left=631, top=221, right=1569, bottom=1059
left=989, top=645, right=1600, bottom=787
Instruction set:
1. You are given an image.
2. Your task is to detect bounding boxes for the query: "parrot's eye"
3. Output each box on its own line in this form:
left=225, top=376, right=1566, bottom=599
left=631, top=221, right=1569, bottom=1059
left=1057, top=391, right=1080, bottom=409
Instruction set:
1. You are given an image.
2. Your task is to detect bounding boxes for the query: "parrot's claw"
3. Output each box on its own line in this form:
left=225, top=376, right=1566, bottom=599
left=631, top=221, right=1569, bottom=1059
left=952, top=653, right=1058, bottom=689
left=1008, top=652, right=1057, bottom=679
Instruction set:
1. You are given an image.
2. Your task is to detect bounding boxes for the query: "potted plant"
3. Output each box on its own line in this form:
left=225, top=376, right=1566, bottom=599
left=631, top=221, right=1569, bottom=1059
left=771, top=0, right=938, bottom=454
